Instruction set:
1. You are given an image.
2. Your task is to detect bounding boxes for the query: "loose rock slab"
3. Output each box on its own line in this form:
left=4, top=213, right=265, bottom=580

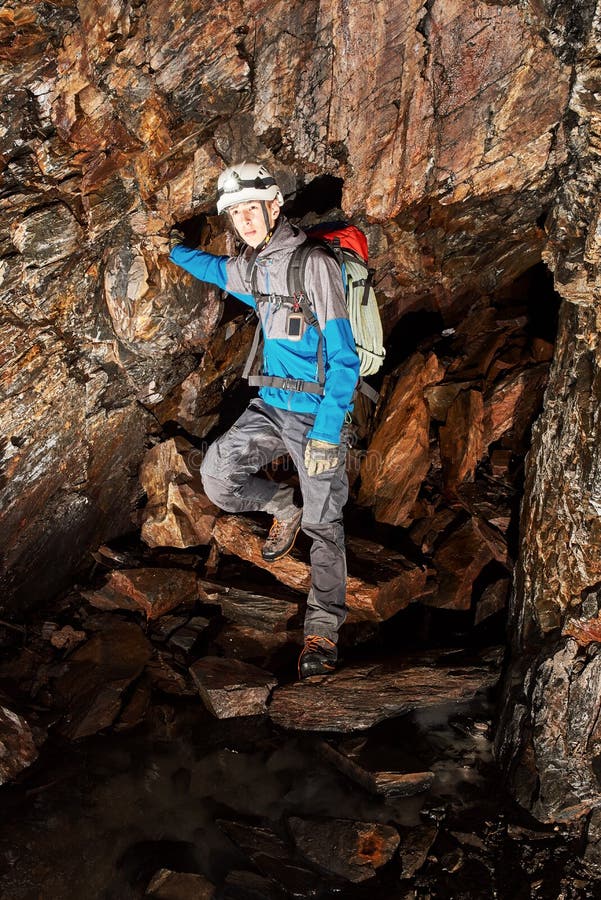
left=269, top=650, right=501, bottom=732
left=0, top=706, right=39, bottom=785
left=146, top=868, right=215, bottom=899
left=189, top=657, right=277, bottom=718
left=84, top=567, right=198, bottom=619
left=212, top=518, right=427, bottom=622
left=287, top=816, right=399, bottom=882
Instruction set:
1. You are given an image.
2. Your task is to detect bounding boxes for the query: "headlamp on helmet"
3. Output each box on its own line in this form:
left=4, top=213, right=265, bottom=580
left=216, top=162, right=284, bottom=214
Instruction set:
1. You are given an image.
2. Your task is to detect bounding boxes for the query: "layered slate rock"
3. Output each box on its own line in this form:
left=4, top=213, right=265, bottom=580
left=358, top=352, right=445, bottom=525
left=189, top=657, right=277, bottom=718
left=217, top=821, right=327, bottom=897
left=287, top=816, right=399, bottom=882
left=268, top=649, right=501, bottom=732
left=84, top=567, right=198, bottom=619
left=0, top=706, right=39, bottom=785
left=212, top=517, right=428, bottom=622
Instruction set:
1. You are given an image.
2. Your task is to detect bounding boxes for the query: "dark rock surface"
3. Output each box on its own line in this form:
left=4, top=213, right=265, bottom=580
left=189, top=657, right=277, bottom=719
left=269, top=649, right=501, bottom=732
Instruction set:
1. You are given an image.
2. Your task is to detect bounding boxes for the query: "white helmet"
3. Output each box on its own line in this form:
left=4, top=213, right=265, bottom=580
left=216, top=162, right=284, bottom=214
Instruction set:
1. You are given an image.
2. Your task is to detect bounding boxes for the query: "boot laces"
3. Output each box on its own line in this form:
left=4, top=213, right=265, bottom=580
left=303, top=635, right=334, bottom=653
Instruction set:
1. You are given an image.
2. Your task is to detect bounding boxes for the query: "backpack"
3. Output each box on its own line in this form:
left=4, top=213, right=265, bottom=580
left=243, top=221, right=386, bottom=402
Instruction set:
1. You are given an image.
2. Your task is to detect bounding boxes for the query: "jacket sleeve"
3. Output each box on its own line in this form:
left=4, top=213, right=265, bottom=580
left=303, top=251, right=360, bottom=444
left=169, top=244, right=255, bottom=307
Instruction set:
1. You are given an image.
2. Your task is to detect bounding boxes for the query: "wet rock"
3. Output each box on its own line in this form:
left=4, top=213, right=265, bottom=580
left=212, top=517, right=428, bottom=622
left=0, top=706, right=39, bottom=785
left=358, top=352, right=445, bottom=525
left=315, top=739, right=434, bottom=798
left=398, top=822, right=439, bottom=879
left=53, top=619, right=151, bottom=740
left=222, top=870, right=286, bottom=900
left=146, top=868, right=215, bottom=899
left=372, top=771, right=435, bottom=798
left=269, top=649, right=500, bottom=732
left=84, top=567, right=198, bottom=619
left=189, top=657, right=277, bottom=719
left=287, top=816, right=399, bottom=882
left=139, top=439, right=218, bottom=549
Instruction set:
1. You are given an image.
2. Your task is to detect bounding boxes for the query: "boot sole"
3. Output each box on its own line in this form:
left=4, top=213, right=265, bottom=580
left=261, top=523, right=302, bottom=562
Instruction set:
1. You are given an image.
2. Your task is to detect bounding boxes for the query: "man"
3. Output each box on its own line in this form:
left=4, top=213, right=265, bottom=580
left=169, top=162, right=360, bottom=677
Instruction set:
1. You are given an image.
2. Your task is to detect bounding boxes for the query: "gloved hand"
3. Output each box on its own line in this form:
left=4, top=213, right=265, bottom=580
left=168, top=226, right=186, bottom=252
left=304, top=439, right=340, bottom=477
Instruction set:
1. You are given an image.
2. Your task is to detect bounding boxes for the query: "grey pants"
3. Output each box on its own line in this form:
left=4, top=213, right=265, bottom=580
left=200, top=398, right=350, bottom=643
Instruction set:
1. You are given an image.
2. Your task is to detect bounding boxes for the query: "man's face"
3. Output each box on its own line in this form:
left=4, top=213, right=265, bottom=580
left=229, top=199, right=280, bottom=248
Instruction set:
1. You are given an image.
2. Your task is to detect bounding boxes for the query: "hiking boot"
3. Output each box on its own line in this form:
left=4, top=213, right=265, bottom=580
left=262, top=508, right=303, bottom=562
left=298, top=635, right=338, bottom=678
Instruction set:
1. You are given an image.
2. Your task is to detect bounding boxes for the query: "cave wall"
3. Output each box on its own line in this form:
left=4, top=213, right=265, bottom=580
left=0, top=0, right=572, bottom=614
left=496, top=1, right=601, bottom=825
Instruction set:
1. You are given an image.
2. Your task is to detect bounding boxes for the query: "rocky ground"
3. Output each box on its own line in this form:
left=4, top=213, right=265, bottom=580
left=0, top=544, right=599, bottom=899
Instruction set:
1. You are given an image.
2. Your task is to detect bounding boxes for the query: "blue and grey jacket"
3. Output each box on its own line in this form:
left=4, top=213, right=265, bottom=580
left=169, top=217, right=360, bottom=445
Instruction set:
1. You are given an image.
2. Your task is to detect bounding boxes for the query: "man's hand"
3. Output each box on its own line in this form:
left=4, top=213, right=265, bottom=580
left=168, top=227, right=186, bottom=252
left=304, top=439, right=340, bottom=477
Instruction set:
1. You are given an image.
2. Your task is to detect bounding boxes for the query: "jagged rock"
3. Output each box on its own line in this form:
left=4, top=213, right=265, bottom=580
left=475, top=578, right=510, bottom=625
left=217, top=821, right=326, bottom=896
left=439, top=389, right=485, bottom=491
left=189, top=657, right=277, bottom=718
left=151, top=315, right=254, bottom=438
left=0, top=706, right=39, bottom=785
left=398, top=822, right=438, bottom=879
left=199, top=580, right=299, bottom=632
left=146, top=651, right=197, bottom=697
left=427, top=517, right=508, bottom=610
left=287, top=816, right=399, bottom=882
left=167, top=617, right=210, bottom=656
left=53, top=619, right=151, bottom=740
left=503, top=639, right=601, bottom=822
left=84, top=567, right=198, bottom=619
left=268, top=649, right=501, bottom=732
left=212, top=517, right=429, bottom=622
left=146, top=869, right=215, bottom=900
left=139, top=439, right=218, bottom=549
left=371, top=771, right=435, bottom=797
left=483, top=364, right=549, bottom=450
left=358, top=352, right=445, bottom=525
left=150, top=615, right=190, bottom=643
